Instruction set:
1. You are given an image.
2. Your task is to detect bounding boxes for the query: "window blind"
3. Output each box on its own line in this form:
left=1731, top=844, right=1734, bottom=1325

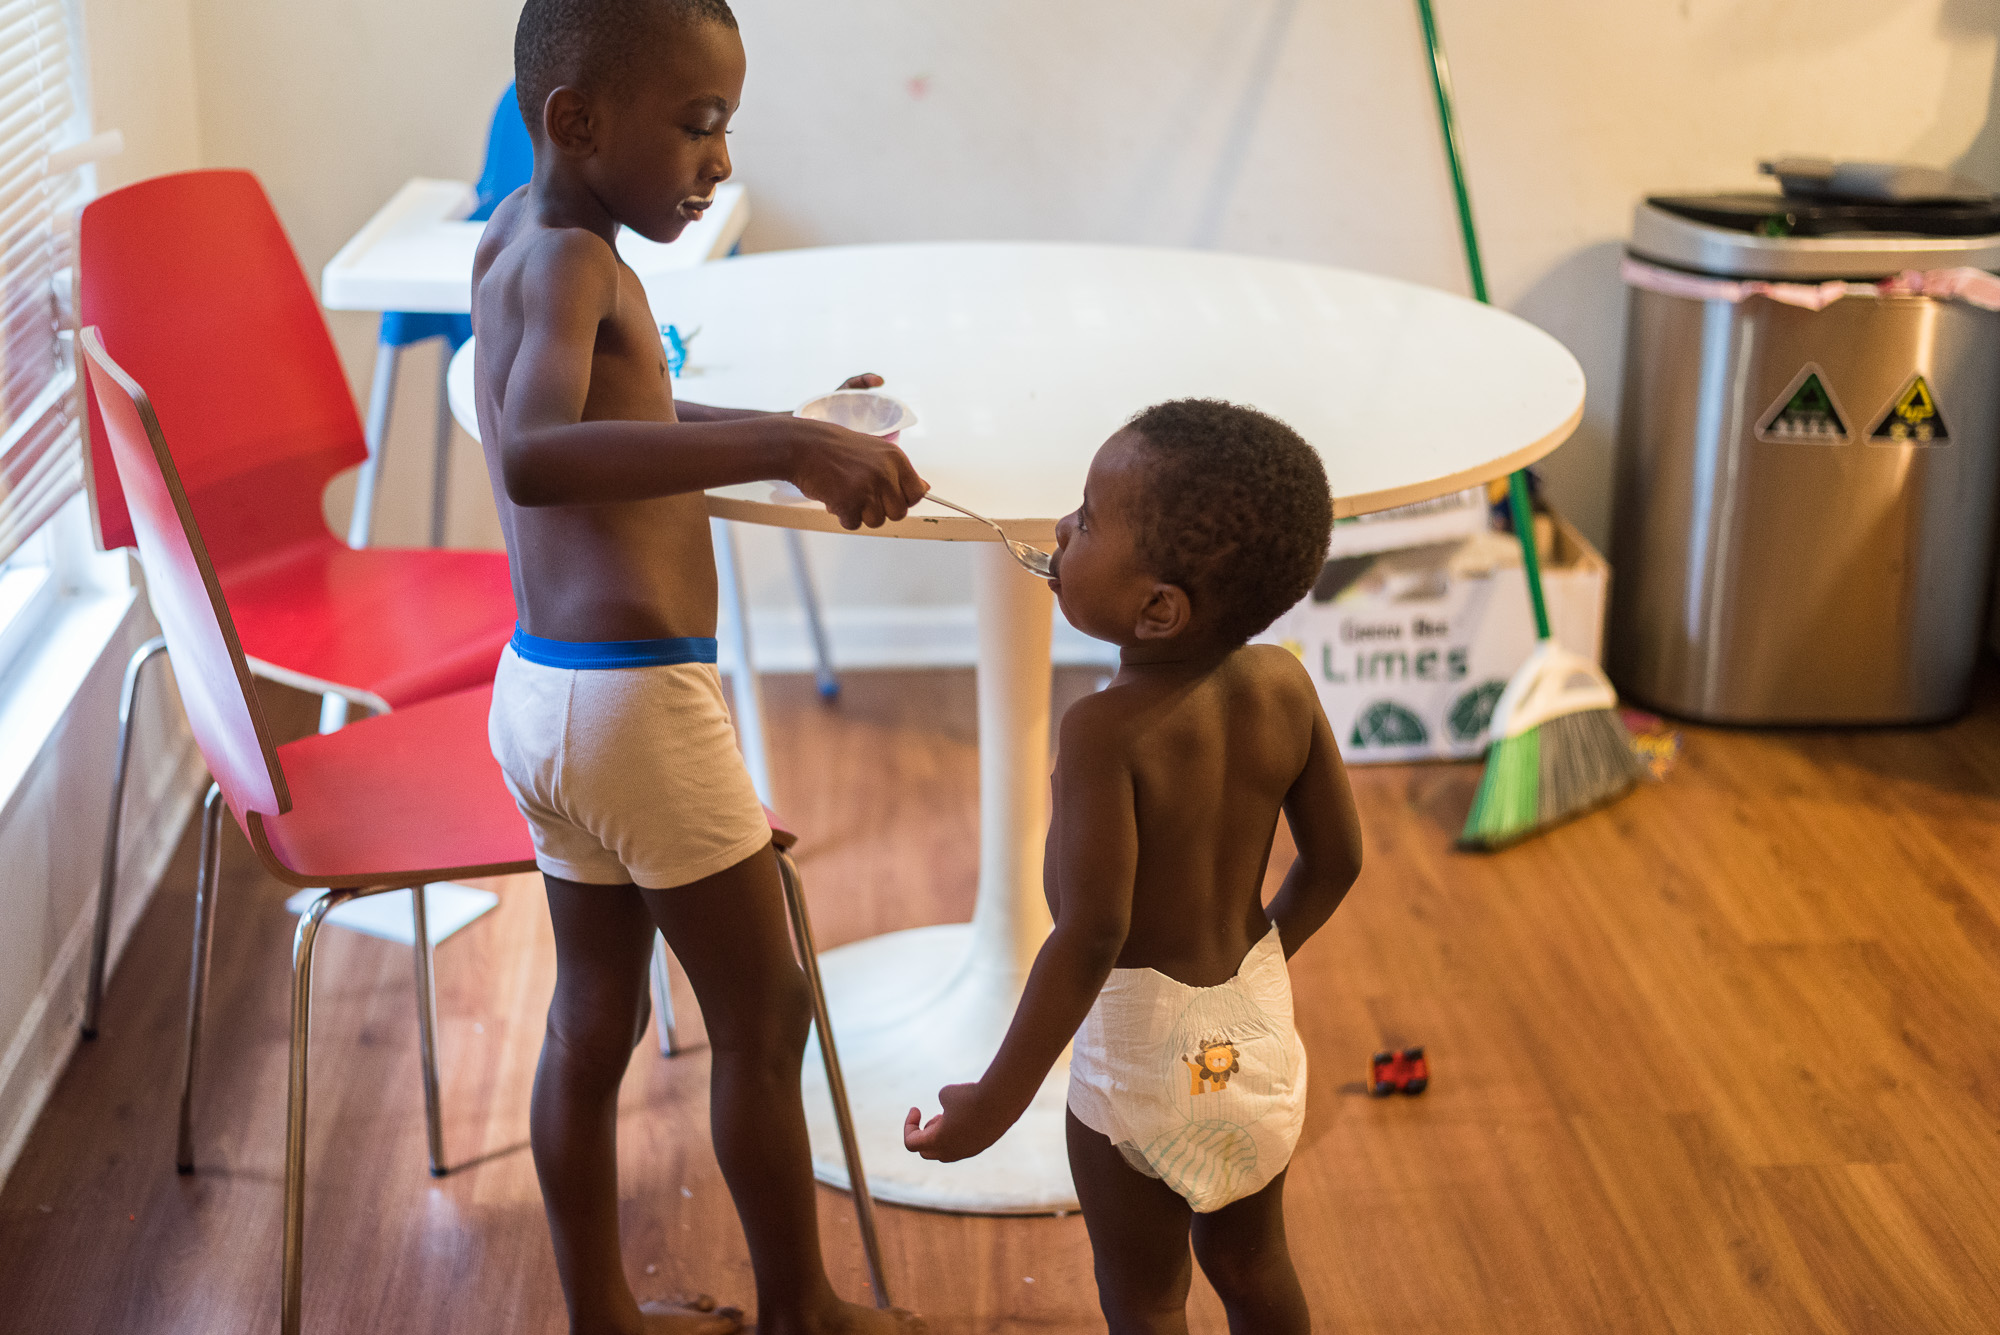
left=0, top=0, right=82, bottom=564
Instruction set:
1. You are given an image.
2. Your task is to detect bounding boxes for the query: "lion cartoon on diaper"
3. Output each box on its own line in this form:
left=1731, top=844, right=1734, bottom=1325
left=1185, top=1037, right=1241, bottom=1094
left=1067, top=934, right=1306, bottom=1212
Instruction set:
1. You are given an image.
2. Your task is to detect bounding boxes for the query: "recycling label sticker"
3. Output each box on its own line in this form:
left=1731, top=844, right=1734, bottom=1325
left=1870, top=374, right=1949, bottom=445
left=1755, top=364, right=1848, bottom=444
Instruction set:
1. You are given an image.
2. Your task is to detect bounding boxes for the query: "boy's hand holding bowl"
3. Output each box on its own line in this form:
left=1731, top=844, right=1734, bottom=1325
left=783, top=383, right=926, bottom=530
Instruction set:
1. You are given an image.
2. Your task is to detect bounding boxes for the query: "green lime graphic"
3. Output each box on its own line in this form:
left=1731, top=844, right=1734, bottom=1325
left=1447, top=681, right=1507, bottom=742
left=1350, top=701, right=1427, bottom=749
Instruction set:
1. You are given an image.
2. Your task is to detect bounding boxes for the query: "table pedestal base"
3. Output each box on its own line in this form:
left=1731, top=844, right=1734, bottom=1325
left=800, top=923, right=1078, bottom=1214
left=798, top=546, right=1071, bottom=1213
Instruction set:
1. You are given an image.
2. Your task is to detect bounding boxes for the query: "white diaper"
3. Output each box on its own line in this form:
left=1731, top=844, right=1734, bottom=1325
left=1067, top=924, right=1306, bottom=1212
left=488, top=641, right=771, bottom=889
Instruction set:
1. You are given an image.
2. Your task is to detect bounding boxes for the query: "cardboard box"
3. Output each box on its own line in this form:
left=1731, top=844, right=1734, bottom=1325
left=1256, top=513, right=1609, bottom=764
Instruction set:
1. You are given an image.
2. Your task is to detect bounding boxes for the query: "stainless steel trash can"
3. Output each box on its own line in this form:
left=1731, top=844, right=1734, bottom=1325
left=1609, top=193, right=2000, bottom=724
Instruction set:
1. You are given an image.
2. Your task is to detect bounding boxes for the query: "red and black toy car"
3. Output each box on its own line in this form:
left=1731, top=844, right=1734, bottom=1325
left=1369, top=1046, right=1430, bottom=1096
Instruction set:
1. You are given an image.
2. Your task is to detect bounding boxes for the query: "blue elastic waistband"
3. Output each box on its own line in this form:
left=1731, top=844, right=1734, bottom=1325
left=509, top=625, right=719, bottom=669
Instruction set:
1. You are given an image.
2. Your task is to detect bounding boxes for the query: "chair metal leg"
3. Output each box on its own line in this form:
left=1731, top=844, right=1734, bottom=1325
left=428, top=352, right=453, bottom=548
left=83, top=635, right=169, bottom=1039
left=649, top=932, right=681, bottom=1057
left=783, top=528, right=840, bottom=701
left=284, top=887, right=361, bottom=1335
left=776, top=847, right=890, bottom=1308
left=328, top=340, right=401, bottom=735
left=175, top=783, right=225, bottom=1173
left=346, top=341, right=401, bottom=550
left=712, top=518, right=774, bottom=804
left=409, top=885, right=447, bottom=1176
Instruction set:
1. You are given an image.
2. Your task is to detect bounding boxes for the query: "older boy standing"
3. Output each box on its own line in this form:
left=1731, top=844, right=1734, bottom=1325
left=474, top=2, right=928, bottom=1332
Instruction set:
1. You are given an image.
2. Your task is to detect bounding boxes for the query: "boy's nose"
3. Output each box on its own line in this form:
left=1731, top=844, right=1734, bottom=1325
left=708, top=144, right=732, bottom=183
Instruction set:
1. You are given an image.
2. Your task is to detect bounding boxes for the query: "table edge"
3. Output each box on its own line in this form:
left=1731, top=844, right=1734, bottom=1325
left=704, top=396, right=1583, bottom=539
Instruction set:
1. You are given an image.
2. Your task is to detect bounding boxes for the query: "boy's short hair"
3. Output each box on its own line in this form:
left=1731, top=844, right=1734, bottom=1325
left=515, top=0, right=738, bottom=135
left=1122, top=399, right=1332, bottom=646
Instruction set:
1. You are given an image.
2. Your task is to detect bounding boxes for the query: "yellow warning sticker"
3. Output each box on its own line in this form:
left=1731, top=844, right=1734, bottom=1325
left=1870, top=374, right=1948, bottom=445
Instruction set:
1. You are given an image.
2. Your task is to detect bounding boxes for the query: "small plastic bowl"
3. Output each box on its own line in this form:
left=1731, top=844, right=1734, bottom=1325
left=793, top=389, right=918, bottom=442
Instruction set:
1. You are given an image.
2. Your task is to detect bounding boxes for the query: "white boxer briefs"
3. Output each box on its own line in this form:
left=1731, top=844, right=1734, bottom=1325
left=489, top=627, right=770, bottom=889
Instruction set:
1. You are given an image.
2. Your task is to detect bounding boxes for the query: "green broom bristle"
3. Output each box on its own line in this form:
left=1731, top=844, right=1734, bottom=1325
left=1459, top=706, right=1646, bottom=851
left=1462, top=726, right=1538, bottom=845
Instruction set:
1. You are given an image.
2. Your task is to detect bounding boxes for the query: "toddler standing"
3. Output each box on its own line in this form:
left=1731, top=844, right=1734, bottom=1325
left=906, top=400, right=1362, bottom=1334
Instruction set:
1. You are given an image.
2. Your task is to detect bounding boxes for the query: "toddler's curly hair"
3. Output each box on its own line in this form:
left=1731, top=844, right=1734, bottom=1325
left=1122, top=399, right=1332, bottom=646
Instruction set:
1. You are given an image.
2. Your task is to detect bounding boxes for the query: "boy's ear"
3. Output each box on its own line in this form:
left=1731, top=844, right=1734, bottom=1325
left=1133, top=582, right=1192, bottom=642
left=543, top=86, right=597, bottom=157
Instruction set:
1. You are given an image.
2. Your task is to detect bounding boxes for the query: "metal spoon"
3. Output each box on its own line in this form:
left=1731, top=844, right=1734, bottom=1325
left=924, top=493, right=1054, bottom=577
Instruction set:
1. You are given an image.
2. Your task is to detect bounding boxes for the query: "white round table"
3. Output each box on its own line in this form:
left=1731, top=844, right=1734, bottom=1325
left=446, top=241, right=1583, bottom=1213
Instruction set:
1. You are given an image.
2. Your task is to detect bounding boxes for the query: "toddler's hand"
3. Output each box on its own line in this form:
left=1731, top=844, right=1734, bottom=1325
left=837, top=372, right=884, bottom=390
left=785, top=417, right=927, bottom=530
left=902, top=1082, right=1006, bottom=1162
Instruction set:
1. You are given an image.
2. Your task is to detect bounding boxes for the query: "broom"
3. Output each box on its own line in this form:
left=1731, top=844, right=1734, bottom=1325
left=1411, top=0, right=1646, bottom=850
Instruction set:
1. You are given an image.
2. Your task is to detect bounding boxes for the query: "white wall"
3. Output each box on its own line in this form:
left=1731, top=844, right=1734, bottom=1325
left=85, top=0, right=202, bottom=195
left=164, top=0, right=2000, bottom=627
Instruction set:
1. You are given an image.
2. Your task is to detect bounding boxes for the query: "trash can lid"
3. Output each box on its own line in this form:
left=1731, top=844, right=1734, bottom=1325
left=1631, top=195, right=2000, bottom=281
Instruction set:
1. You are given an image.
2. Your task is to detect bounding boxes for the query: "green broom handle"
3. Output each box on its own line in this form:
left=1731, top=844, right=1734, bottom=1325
left=1415, top=0, right=1488, bottom=305
left=1415, top=0, right=1553, bottom=643
left=1506, top=470, right=1551, bottom=641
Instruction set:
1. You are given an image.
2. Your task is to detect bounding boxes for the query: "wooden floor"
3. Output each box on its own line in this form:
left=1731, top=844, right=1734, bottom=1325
left=5, top=666, right=2000, bottom=1333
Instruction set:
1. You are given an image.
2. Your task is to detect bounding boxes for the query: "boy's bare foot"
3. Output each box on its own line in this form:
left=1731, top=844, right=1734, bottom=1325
left=640, top=1294, right=745, bottom=1333
left=756, top=1299, right=926, bottom=1334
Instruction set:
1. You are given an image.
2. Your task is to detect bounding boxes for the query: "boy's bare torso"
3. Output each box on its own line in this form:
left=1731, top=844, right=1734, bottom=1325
left=472, top=188, right=718, bottom=642
left=1061, top=644, right=1316, bottom=987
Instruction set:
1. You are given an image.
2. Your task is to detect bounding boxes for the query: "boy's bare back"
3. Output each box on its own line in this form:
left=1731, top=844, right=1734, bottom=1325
left=1061, top=642, right=1347, bottom=987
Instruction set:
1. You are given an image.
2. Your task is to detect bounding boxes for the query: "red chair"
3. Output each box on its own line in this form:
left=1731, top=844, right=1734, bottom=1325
left=83, top=327, right=891, bottom=1331
left=79, top=170, right=518, bottom=1040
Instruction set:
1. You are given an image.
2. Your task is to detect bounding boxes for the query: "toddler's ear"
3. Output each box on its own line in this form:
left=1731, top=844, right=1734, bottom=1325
left=1133, top=583, right=1191, bottom=641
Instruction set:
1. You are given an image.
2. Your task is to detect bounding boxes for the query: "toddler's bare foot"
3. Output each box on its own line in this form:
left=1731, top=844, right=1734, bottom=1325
left=758, top=1299, right=926, bottom=1334
left=641, top=1294, right=745, bottom=1333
